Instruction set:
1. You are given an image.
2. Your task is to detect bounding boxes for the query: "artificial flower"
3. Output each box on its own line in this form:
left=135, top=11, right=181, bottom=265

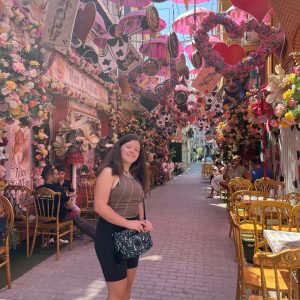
left=283, top=89, right=293, bottom=101
left=53, top=135, right=72, bottom=158
left=29, top=60, right=40, bottom=67
left=5, top=80, right=17, bottom=90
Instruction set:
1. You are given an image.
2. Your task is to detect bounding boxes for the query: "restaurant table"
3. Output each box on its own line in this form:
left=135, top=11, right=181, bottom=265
left=264, top=230, right=300, bottom=297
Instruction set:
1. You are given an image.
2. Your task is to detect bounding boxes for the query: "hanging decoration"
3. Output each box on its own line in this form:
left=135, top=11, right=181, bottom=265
left=167, top=31, right=179, bottom=59
left=193, top=12, right=282, bottom=78
left=53, top=113, right=101, bottom=164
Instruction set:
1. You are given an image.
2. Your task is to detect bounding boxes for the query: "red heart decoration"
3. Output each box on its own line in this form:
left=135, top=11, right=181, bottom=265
left=213, top=43, right=245, bottom=65
left=230, top=0, right=272, bottom=24
left=73, top=2, right=96, bottom=46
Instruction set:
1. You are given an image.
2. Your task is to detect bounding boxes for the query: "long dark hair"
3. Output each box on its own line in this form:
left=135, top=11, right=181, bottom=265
left=99, top=134, right=147, bottom=191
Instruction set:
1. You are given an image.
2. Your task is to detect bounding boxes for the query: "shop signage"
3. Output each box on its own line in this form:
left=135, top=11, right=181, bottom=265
left=42, top=0, right=80, bottom=50
left=49, top=54, right=109, bottom=104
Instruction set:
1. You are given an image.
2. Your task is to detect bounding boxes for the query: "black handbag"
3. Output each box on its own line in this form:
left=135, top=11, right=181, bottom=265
left=112, top=200, right=153, bottom=259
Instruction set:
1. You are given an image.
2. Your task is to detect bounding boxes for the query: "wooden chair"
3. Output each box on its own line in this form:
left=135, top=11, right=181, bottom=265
left=30, top=188, right=73, bottom=260
left=254, top=178, right=285, bottom=198
left=202, top=163, right=213, bottom=180
left=249, top=248, right=300, bottom=300
left=250, top=201, right=293, bottom=254
left=228, top=179, right=254, bottom=237
left=0, top=195, right=14, bottom=289
left=79, top=179, right=97, bottom=221
left=281, top=192, right=300, bottom=206
left=4, top=185, right=34, bottom=257
left=232, top=215, right=290, bottom=300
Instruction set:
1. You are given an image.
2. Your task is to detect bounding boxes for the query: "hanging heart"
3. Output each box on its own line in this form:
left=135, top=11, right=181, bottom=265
left=230, top=0, right=272, bottom=24
left=194, top=12, right=282, bottom=77
left=73, top=2, right=97, bottom=46
left=213, top=43, right=245, bottom=65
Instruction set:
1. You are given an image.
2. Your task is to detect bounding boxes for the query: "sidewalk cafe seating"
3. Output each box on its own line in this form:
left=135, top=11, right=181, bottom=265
left=30, top=188, right=73, bottom=260
left=249, top=248, right=300, bottom=300
left=254, top=178, right=285, bottom=198
left=4, top=185, right=34, bottom=257
left=0, top=195, right=14, bottom=289
left=79, top=179, right=97, bottom=222
left=232, top=215, right=290, bottom=300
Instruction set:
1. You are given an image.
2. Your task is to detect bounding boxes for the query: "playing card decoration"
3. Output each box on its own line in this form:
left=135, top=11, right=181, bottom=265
left=198, top=120, right=210, bottom=133
left=168, top=31, right=179, bottom=58
left=205, top=92, right=223, bottom=115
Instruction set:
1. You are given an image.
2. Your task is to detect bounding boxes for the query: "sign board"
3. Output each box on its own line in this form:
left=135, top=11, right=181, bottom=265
left=191, top=67, right=222, bottom=94
left=6, top=122, right=32, bottom=187
left=42, top=0, right=80, bottom=50
left=48, top=54, right=109, bottom=104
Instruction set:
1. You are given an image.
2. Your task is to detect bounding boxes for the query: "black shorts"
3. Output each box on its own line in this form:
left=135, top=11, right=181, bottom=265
left=94, top=217, right=139, bottom=282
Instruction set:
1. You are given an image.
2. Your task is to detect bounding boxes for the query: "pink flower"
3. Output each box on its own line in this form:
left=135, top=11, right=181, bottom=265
left=12, top=62, right=26, bottom=75
left=28, top=69, right=37, bottom=78
left=288, top=99, right=297, bottom=108
left=274, top=104, right=285, bottom=117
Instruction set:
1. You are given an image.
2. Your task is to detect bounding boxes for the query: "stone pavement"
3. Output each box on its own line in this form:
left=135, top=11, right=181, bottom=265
left=0, top=163, right=237, bottom=300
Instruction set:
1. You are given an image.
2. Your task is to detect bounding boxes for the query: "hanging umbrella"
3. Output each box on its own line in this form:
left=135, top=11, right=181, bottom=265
left=109, top=0, right=150, bottom=7
left=119, top=10, right=166, bottom=35
left=172, top=7, right=212, bottom=35
left=139, top=36, right=183, bottom=60
left=172, top=0, right=209, bottom=10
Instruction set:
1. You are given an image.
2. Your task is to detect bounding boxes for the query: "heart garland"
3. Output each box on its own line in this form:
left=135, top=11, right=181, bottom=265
left=128, top=59, right=179, bottom=111
left=194, top=12, right=282, bottom=78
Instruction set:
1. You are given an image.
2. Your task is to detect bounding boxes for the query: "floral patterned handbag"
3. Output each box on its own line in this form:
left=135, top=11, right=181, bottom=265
left=112, top=200, right=153, bottom=259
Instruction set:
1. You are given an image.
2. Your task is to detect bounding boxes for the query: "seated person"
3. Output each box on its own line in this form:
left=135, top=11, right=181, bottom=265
left=207, top=160, right=224, bottom=198
left=56, top=165, right=75, bottom=195
left=250, top=156, right=272, bottom=183
left=39, top=165, right=96, bottom=241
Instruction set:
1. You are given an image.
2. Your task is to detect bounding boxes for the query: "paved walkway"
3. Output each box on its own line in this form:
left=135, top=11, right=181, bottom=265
left=0, top=163, right=236, bottom=300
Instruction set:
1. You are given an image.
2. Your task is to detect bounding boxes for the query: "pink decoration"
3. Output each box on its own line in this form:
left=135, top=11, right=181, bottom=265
left=194, top=12, right=282, bottom=77
left=109, top=0, right=150, bottom=7
left=172, top=7, right=212, bottom=34
left=119, top=10, right=166, bottom=35
left=213, top=43, right=245, bottom=65
left=230, top=0, right=272, bottom=24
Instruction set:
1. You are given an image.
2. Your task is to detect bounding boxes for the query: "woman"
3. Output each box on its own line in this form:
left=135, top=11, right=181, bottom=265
left=94, top=134, right=153, bottom=300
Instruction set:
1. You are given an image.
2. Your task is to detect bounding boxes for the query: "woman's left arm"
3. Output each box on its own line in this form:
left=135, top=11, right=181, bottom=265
left=138, top=201, right=153, bottom=232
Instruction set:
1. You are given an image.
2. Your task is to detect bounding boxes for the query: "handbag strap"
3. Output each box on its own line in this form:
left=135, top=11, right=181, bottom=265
left=143, top=198, right=147, bottom=220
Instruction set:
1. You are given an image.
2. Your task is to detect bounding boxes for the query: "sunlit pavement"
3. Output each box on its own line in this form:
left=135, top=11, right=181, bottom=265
left=0, top=163, right=236, bottom=300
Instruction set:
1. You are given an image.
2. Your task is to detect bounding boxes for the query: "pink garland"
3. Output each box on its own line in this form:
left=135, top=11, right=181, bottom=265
left=194, top=12, right=281, bottom=77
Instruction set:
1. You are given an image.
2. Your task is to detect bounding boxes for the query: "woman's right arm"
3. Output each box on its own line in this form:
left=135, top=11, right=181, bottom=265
left=94, top=168, right=145, bottom=232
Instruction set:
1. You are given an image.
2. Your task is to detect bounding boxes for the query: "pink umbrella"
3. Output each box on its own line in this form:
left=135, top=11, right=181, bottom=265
left=109, top=0, right=150, bottom=7
left=175, top=84, right=190, bottom=92
left=189, top=68, right=200, bottom=75
left=119, top=10, right=166, bottom=35
left=226, top=5, right=273, bottom=25
left=172, top=7, right=212, bottom=34
left=139, top=37, right=183, bottom=59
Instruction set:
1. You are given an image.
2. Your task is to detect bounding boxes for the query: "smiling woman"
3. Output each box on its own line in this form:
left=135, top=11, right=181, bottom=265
left=94, top=134, right=153, bottom=300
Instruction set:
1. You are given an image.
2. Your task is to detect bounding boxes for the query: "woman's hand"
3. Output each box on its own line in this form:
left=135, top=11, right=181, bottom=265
left=143, top=220, right=153, bottom=232
left=126, top=220, right=147, bottom=232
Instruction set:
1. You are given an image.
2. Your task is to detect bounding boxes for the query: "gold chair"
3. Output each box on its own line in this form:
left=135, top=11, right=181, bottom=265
left=232, top=215, right=289, bottom=300
left=202, top=163, right=213, bottom=180
left=250, top=201, right=293, bottom=254
left=228, top=179, right=254, bottom=237
left=4, top=185, right=34, bottom=257
left=0, top=195, right=14, bottom=289
left=249, top=248, right=300, bottom=300
left=30, top=188, right=73, bottom=260
left=254, top=178, right=285, bottom=198
left=79, top=179, right=97, bottom=221
left=281, top=192, right=300, bottom=206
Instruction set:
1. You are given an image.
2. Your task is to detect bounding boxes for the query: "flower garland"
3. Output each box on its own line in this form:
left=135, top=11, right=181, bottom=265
left=194, top=12, right=281, bottom=78
left=266, top=64, right=300, bottom=127
left=32, top=126, right=50, bottom=187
